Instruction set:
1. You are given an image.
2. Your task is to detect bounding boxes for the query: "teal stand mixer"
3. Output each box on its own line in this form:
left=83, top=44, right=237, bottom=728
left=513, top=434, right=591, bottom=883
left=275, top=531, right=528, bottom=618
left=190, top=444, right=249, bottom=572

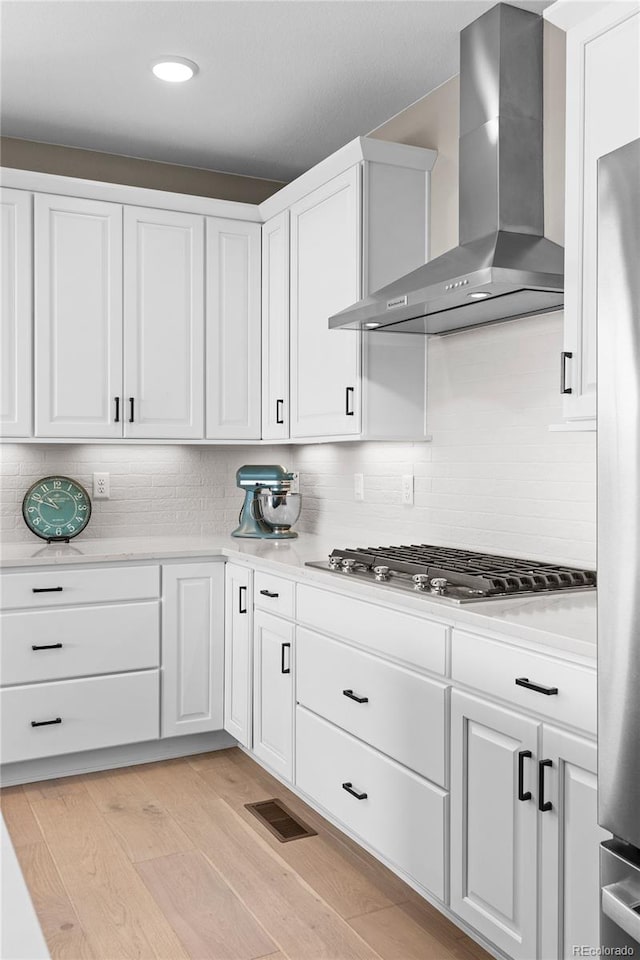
left=232, top=465, right=301, bottom=539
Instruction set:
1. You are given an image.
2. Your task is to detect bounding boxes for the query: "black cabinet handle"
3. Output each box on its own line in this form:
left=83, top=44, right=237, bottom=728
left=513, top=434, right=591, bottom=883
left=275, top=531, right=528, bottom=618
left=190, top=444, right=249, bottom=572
left=538, top=759, right=552, bottom=811
left=342, top=781, right=368, bottom=800
left=238, top=585, right=247, bottom=614
left=31, top=643, right=63, bottom=651
left=31, top=717, right=62, bottom=728
left=516, top=677, right=559, bottom=696
left=343, top=689, right=369, bottom=704
left=114, top=396, right=120, bottom=423
left=129, top=397, right=135, bottom=422
left=276, top=399, right=284, bottom=425
left=518, top=749, right=532, bottom=801
left=32, top=587, right=63, bottom=594
left=281, top=642, right=291, bottom=674
left=561, top=351, right=573, bottom=395
left=259, top=589, right=279, bottom=599
left=345, top=386, right=355, bottom=416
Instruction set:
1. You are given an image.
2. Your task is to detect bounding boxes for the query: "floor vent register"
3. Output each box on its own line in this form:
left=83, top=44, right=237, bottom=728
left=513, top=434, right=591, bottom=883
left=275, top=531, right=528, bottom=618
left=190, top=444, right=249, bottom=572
left=245, top=799, right=317, bottom=843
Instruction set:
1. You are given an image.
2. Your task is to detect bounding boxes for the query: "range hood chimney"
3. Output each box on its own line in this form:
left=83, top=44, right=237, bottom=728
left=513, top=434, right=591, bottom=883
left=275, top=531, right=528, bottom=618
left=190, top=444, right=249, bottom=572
left=330, top=3, right=564, bottom=336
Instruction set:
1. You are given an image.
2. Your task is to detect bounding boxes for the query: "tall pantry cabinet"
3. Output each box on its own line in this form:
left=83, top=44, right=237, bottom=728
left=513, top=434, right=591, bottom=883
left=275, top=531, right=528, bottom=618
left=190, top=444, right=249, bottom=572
left=0, top=188, right=32, bottom=438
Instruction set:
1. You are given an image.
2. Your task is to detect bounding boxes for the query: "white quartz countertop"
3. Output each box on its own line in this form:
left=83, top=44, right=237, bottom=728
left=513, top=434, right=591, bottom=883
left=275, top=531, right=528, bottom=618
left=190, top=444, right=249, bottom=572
left=0, top=534, right=597, bottom=662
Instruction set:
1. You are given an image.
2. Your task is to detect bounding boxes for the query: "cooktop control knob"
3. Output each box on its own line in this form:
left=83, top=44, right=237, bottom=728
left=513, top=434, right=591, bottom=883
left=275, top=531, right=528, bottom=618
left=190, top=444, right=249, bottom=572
left=373, top=565, right=391, bottom=582
left=430, top=577, right=448, bottom=595
left=328, top=556, right=341, bottom=570
left=412, top=574, right=431, bottom=591
left=341, top=558, right=357, bottom=573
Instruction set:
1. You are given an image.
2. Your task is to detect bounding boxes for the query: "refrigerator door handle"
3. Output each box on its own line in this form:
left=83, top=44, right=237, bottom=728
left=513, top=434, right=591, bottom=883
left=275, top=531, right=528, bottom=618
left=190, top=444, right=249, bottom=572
left=602, top=881, right=640, bottom=944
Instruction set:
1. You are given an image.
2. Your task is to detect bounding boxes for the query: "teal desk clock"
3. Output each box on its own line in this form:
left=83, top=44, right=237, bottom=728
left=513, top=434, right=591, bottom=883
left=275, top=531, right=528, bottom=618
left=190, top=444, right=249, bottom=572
left=22, top=476, right=92, bottom=542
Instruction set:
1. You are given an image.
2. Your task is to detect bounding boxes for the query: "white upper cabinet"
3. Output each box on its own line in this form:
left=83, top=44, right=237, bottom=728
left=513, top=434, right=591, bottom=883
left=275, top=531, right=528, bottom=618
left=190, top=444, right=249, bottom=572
left=124, top=207, right=204, bottom=439
left=290, top=166, right=362, bottom=439
left=261, top=211, right=290, bottom=440
left=1, top=189, right=32, bottom=438
left=548, top=2, right=640, bottom=424
left=34, top=194, right=123, bottom=439
left=206, top=218, right=261, bottom=440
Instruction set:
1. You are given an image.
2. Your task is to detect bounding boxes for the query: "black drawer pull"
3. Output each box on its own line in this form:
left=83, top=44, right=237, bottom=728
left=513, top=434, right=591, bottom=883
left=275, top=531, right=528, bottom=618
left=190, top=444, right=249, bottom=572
left=276, top=399, right=284, bottom=425
left=343, top=689, right=369, bottom=704
left=516, top=677, right=558, bottom=696
left=238, top=585, right=247, bottom=614
left=32, top=586, right=63, bottom=594
left=32, top=643, right=63, bottom=651
left=342, top=781, right=368, bottom=800
left=260, top=589, right=279, bottom=599
left=281, top=642, right=291, bottom=675
left=114, top=396, right=120, bottom=423
left=129, top=397, right=135, bottom=422
left=31, top=717, right=62, bottom=728
left=345, top=386, right=355, bottom=416
left=561, top=351, right=573, bottom=395
left=518, top=749, right=532, bottom=801
left=539, top=759, right=552, bottom=811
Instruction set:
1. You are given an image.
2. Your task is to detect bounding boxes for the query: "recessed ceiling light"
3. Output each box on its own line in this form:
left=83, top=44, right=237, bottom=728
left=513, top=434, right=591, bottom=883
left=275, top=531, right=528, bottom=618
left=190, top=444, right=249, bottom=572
left=364, top=322, right=380, bottom=328
left=468, top=291, right=490, bottom=299
left=152, top=58, right=198, bottom=83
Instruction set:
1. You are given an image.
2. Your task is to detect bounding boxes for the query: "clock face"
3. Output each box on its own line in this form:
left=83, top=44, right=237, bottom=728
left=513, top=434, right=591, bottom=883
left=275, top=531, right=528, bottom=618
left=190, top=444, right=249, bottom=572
left=22, top=476, right=92, bottom=541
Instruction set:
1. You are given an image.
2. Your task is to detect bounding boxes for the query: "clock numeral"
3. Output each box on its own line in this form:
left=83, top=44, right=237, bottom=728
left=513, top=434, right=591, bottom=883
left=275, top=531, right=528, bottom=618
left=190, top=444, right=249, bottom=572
left=74, top=493, right=83, bottom=501
left=55, top=528, right=62, bottom=536
left=33, top=517, right=41, bottom=525
left=40, top=484, right=50, bottom=493
left=28, top=506, right=36, bottom=514
left=68, top=524, right=76, bottom=532
left=53, top=480, right=61, bottom=489
left=44, top=525, right=52, bottom=533
left=78, top=505, right=87, bottom=512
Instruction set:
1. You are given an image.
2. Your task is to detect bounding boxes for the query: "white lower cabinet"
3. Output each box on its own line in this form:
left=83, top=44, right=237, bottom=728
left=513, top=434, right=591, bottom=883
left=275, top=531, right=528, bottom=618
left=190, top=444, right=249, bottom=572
left=252, top=610, right=294, bottom=782
left=539, top=726, right=608, bottom=959
left=451, top=690, right=539, bottom=960
left=296, top=706, right=447, bottom=900
left=223, top=562, right=253, bottom=748
left=161, top=563, right=224, bottom=738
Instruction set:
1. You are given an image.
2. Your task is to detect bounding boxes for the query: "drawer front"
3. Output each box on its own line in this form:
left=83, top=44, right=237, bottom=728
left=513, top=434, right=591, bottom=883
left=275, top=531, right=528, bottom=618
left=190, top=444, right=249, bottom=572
left=1, top=602, right=159, bottom=686
left=0, top=565, right=160, bottom=610
left=254, top=570, right=295, bottom=619
left=296, top=706, right=447, bottom=900
left=452, top=630, right=596, bottom=734
left=0, top=671, right=159, bottom=764
left=296, top=584, right=447, bottom=675
left=297, top=627, right=447, bottom=785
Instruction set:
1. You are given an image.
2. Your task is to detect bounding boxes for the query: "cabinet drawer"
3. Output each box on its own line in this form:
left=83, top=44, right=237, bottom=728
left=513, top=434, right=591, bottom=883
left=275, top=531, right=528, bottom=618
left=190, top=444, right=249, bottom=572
left=0, top=565, right=160, bottom=610
left=254, top=570, right=295, bottom=619
left=1, top=602, right=159, bottom=686
left=297, top=627, right=447, bottom=785
left=0, top=670, right=159, bottom=764
left=296, top=584, right=447, bottom=675
left=296, top=706, right=447, bottom=899
left=451, top=630, right=596, bottom=734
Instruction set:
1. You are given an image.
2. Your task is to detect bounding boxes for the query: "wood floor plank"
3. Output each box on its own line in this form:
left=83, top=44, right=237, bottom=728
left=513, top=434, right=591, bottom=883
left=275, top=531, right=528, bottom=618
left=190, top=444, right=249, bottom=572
left=22, top=775, right=89, bottom=802
left=192, top=750, right=406, bottom=920
left=136, top=759, right=383, bottom=960
left=0, top=785, right=44, bottom=847
left=29, top=792, right=190, bottom=960
left=400, top=900, right=493, bottom=960
left=349, top=902, right=492, bottom=960
left=136, top=850, right=278, bottom=960
left=13, top=841, right=96, bottom=960
left=82, top=767, right=195, bottom=863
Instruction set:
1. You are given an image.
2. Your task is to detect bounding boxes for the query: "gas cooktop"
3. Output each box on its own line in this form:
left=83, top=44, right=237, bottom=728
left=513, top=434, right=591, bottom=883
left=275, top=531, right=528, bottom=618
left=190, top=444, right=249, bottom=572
left=306, top=544, right=596, bottom=604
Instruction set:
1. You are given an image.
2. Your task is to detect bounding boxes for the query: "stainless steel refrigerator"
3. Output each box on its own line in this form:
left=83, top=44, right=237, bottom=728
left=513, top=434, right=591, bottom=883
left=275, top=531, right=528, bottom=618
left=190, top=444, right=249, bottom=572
left=598, top=135, right=640, bottom=949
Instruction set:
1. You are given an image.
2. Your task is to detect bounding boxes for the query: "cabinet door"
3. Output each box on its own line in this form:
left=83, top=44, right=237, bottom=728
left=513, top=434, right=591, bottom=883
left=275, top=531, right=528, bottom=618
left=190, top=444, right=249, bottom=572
left=252, top=610, right=294, bottom=781
left=161, top=563, right=224, bottom=738
left=206, top=218, right=261, bottom=439
left=124, top=206, right=204, bottom=439
left=34, top=194, right=123, bottom=438
left=290, top=167, right=361, bottom=438
left=451, top=690, right=539, bottom=960
left=1, top=189, right=32, bottom=438
left=540, top=727, right=610, bottom=959
left=563, top=7, right=640, bottom=422
left=223, top=563, right=253, bottom=747
left=261, top=212, right=290, bottom=439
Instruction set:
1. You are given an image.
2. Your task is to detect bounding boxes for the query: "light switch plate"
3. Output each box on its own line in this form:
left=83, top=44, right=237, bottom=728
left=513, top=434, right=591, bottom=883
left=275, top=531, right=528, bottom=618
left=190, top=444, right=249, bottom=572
left=401, top=474, right=414, bottom=506
left=354, top=473, right=364, bottom=502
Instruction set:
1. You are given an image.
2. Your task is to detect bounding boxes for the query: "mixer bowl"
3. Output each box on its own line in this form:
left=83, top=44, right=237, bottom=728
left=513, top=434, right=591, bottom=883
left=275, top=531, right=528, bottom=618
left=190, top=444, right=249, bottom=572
left=258, top=491, right=301, bottom=534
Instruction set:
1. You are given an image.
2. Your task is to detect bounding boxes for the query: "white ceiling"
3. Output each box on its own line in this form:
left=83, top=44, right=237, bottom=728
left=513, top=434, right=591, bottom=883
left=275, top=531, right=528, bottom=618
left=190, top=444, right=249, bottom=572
left=1, top=0, right=551, bottom=183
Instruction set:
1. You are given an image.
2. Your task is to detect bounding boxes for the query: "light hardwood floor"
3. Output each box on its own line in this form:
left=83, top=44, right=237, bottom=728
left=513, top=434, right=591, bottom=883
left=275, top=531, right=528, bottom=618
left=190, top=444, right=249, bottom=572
left=1, top=748, right=491, bottom=960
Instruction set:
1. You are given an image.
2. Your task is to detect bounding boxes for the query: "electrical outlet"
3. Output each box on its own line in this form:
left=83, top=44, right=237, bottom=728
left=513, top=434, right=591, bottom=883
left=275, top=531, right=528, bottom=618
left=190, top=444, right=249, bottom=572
left=93, top=472, right=110, bottom=499
left=401, top=473, right=414, bottom=506
left=354, top=473, right=364, bottom=502
left=289, top=471, right=300, bottom=494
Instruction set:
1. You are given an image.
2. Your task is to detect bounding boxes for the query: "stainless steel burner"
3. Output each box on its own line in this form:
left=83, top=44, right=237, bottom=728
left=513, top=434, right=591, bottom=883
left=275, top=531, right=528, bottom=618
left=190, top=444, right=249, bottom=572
left=306, top=544, right=596, bottom=604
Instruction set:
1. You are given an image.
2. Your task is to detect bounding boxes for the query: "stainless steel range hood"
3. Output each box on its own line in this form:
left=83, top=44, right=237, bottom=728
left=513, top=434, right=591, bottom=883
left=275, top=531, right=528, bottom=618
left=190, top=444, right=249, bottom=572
left=330, top=2, right=564, bottom=336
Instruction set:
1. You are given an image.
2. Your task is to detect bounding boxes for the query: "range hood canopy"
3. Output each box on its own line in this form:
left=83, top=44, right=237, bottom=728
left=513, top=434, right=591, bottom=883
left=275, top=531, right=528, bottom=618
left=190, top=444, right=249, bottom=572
left=330, top=2, right=564, bottom=336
